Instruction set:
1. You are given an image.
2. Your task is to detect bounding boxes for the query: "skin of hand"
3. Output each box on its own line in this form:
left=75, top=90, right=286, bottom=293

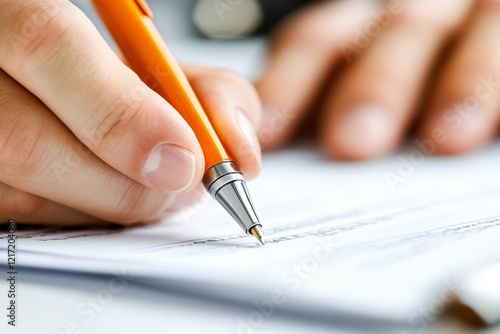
left=256, top=0, right=500, bottom=160
left=0, top=0, right=262, bottom=226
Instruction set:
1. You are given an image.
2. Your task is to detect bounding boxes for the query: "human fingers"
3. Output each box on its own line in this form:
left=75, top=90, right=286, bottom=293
left=0, top=0, right=204, bottom=194
left=320, top=0, right=472, bottom=160
left=183, top=65, right=262, bottom=180
left=255, top=0, right=376, bottom=151
left=0, top=182, right=105, bottom=226
left=418, top=0, right=500, bottom=154
left=0, top=69, right=177, bottom=225
left=0, top=179, right=208, bottom=226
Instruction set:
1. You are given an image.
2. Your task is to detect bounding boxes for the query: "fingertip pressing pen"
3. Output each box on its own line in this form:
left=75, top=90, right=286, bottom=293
left=91, top=0, right=265, bottom=245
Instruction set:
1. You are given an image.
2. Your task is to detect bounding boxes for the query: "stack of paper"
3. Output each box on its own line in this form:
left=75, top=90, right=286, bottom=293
left=2, top=143, right=500, bottom=326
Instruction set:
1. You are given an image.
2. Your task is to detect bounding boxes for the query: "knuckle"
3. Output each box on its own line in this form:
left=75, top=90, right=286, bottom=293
left=198, top=68, right=256, bottom=98
left=392, top=0, right=469, bottom=34
left=210, top=68, right=247, bottom=86
left=11, top=192, right=45, bottom=218
left=271, top=3, right=346, bottom=51
left=6, top=1, right=82, bottom=69
left=0, top=106, right=47, bottom=178
left=88, top=86, right=147, bottom=150
left=190, top=68, right=261, bottom=124
left=217, top=68, right=259, bottom=100
left=216, top=68, right=240, bottom=80
left=0, top=183, right=45, bottom=219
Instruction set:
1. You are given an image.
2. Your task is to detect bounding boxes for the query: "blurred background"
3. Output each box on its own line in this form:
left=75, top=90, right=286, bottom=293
left=71, top=0, right=317, bottom=82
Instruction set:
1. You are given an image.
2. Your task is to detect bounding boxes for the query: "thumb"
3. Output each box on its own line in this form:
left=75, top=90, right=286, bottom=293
left=0, top=0, right=205, bottom=194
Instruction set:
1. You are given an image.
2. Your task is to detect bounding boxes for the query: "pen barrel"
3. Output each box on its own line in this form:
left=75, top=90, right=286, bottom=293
left=91, top=0, right=231, bottom=170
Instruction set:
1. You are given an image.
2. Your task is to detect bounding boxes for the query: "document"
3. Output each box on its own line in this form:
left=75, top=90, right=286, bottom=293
left=2, top=142, right=500, bottom=323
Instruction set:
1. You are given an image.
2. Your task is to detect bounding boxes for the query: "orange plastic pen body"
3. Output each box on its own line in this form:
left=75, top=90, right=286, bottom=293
left=91, top=0, right=230, bottom=170
left=92, top=0, right=265, bottom=243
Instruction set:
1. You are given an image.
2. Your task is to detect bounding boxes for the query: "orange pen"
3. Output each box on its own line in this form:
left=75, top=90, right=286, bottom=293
left=91, top=0, right=264, bottom=244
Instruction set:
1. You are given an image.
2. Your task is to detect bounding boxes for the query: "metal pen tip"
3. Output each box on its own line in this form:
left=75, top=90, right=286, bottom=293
left=250, top=225, right=265, bottom=246
left=204, top=161, right=264, bottom=247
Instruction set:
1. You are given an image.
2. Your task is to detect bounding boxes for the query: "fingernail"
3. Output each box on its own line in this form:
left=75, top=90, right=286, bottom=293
left=237, top=109, right=261, bottom=159
left=142, top=144, right=196, bottom=193
left=434, top=104, right=486, bottom=152
left=336, top=106, right=394, bottom=158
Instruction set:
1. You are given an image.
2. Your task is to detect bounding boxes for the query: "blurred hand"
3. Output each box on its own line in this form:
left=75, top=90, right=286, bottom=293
left=0, top=0, right=261, bottom=225
left=257, top=0, right=500, bottom=160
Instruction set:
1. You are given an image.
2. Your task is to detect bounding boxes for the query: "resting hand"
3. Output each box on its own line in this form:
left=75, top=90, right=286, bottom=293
left=257, top=0, right=499, bottom=160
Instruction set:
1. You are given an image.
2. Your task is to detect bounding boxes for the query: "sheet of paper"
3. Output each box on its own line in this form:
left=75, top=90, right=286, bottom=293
left=2, top=143, right=500, bottom=323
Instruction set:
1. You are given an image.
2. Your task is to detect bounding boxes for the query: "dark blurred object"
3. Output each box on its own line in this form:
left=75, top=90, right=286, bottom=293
left=192, top=0, right=313, bottom=39
left=446, top=261, right=500, bottom=327
left=255, top=0, right=313, bottom=34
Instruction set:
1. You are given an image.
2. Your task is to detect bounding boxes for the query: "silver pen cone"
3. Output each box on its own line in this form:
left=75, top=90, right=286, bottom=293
left=203, top=161, right=264, bottom=243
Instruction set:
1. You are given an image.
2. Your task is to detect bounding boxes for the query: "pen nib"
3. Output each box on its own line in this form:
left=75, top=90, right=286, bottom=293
left=214, top=179, right=264, bottom=242
left=250, top=225, right=265, bottom=246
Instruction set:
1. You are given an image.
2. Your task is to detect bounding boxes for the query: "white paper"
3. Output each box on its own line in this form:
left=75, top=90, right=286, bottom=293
left=3, top=143, right=500, bottom=322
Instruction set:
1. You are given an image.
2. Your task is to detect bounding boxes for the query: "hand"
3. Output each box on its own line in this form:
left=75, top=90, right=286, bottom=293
left=0, top=0, right=261, bottom=226
left=256, top=0, right=500, bottom=160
